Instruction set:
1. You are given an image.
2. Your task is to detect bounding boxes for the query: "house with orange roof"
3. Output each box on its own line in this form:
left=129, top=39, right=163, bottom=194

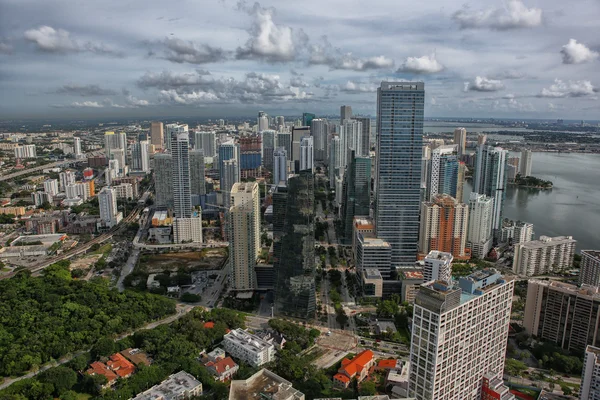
left=106, top=353, right=135, bottom=378
left=332, top=349, right=375, bottom=388
left=204, top=321, right=215, bottom=329
left=86, top=361, right=118, bottom=387
left=376, top=359, right=399, bottom=371
left=206, top=356, right=239, bottom=382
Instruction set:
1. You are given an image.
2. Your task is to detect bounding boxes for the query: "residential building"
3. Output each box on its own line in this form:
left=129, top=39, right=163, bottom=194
left=59, top=170, right=76, bottom=191
left=299, top=136, right=313, bottom=172
left=65, top=182, right=91, bottom=201
left=580, top=250, right=600, bottom=287
left=329, top=135, right=342, bottom=184
left=229, top=369, right=304, bottom=400
left=273, top=147, right=287, bottom=185
left=86, top=362, right=118, bottom=387
left=481, top=372, right=515, bottom=400
left=513, top=235, right=576, bottom=276
left=154, top=153, right=173, bottom=209
left=43, top=179, right=59, bottom=197
left=223, top=329, right=276, bottom=367
left=131, top=140, right=150, bottom=172
left=352, top=116, right=372, bottom=156
left=355, top=233, right=392, bottom=279
left=340, top=105, right=353, bottom=123
left=0, top=207, right=25, bottom=216
left=258, top=111, right=269, bottom=132
left=453, top=127, right=467, bottom=157
left=206, top=356, right=239, bottom=382
left=333, top=350, right=375, bottom=388
left=98, top=187, right=122, bottom=229
left=111, top=149, right=127, bottom=175
left=524, top=280, right=600, bottom=352
left=165, top=123, right=188, bottom=151
left=273, top=171, right=316, bottom=319
left=520, top=149, right=532, bottom=176
left=150, top=121, right=164, bottom=150
left=423, top=251, right=453, bottom=284
left=581, top=345, right=600, bottom=400
left=340, top=152, right=371, bottom=244
left=467, top=193, right=494, bottom=259
left=419, top=194, right=469, bottom=259
left=104, top=131, right=126, bottom=160
left=221, top=159, right=240, bottom=209
left=170, top=125, right=191, bottom=218
left=173, top=212, right=203, bottom=244
left=219, top=141, right=240, bottom=189
left=375, top=82, right=424, bottom=266
left=501, top=220, right=534, bottom=245
left=275, top=116, right=285, bottom=131
left=261, top=130, right=276, bottom=169
left=74, top=136, right=83, bottom=158
left=14, top=144, right=37, bottom=159
left=113, top=183, right=134, bottom=199
left=399, top=270, right=424, bottom=303
left=132, top=371, right=202, bottom=400
left=361, top=268, right=383, bottom=298
left=408, top=269, right=514, bottom=400
left=239, top=135, right=262, bottom=178
left=291, top=126, right=310, bottom=172
left=352, top=217, right=375, bottom=258
left=194, top=131, right=216, bottom=157
left=311, top=118, right=328, bottom=162
left=276, top=132, right=292, bottom=161
left=426, top=145, right=464, bottom=202
left=190, top=149, right=206, bottom=198
left=478, top=134, right=487, bottom=145
left=228, top=182, right=260, bottom=291
left=473, top=145, right=508, bottom=240
left=106, top=353, right=135, bottom=379
left=340, top=119, right=363, bottom=170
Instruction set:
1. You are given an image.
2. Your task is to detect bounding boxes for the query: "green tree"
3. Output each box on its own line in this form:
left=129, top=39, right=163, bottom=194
left=377, top=300, right=399, bottom=318
left=504, top=358, right=527, bottom=376
left=359, top=380, right=377, bottom=396
left=38, top=366, right=77, bottom=396
left=91, top=336, right=116, bottom=359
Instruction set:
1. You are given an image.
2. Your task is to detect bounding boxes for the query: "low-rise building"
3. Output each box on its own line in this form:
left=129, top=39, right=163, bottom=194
left=399, top=270, right=424, bottom=303
left=86, top=361, right=118, bottom=387
left=106, top=353, right=135, bottom=379
left=361, top=268, right=383, bottom=298
left=481, top=371, right=515, bottom=399
left=223, top=328, right=276, bottom=367
left=132, top=371, right=202, bottom=400
left=355, top=234, right=392, bottom=279
left=206, top=356, right=239, bottom=382
left=120, top=348, right=152, bottom=367
left=229, top=369, right=304, bottom=400
left=333, top=350, right=375, bottom=388
left=254, top=330, right=286, bottom=350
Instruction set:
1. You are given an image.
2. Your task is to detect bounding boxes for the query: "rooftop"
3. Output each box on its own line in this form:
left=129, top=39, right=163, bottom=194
left=132, top=371, right=202, bottom=400
left=424, top=250, right=453, bottom=262
left=229, top=369, right=304, bottom=400
left=583, top=250, right=600, bottom=261
left=224, top=329, right=274, bottom=353
left=339, top=350, right=374, bottom=378
left=363, top=268, right=383, bottom=280
left=359, top=236, right=391, bottom=248
left=401, top=270, right=424, bottom=280
left=120, top=348, right=151, bottom=367
left=519, top=235, right=576, bottom=249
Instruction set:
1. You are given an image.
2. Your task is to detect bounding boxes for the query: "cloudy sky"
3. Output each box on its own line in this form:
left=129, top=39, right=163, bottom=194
left=1, top=0, right=599, bottom=120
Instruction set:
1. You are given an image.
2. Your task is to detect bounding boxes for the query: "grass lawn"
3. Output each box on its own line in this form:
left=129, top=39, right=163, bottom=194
left=93, top=243, right=112, bottom=255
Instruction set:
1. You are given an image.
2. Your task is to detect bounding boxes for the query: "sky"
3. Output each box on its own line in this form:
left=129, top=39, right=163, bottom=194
left=0, top=0, right=599, bottom=120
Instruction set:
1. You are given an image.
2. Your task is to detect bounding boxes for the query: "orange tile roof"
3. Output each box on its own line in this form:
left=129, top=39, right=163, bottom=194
left=204, top=321, right=215, bottom=329
left=211, top=357, right=237, bottom=375
left=377, top=359, right=397, bottom=369
left=86, top=361, right=117, bottom=382
left=338, top=350, right=374, bottom=378
left=107, top=353, right=135, bottom=377
left=334, top=373, right=350, bottom=383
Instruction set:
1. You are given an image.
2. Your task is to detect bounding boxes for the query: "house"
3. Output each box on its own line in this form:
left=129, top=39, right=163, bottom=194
left=376, top=359, right=400, bottom=371
left=206, top=356, right=239, bottom=382
left=120, top=348, right=152, bottom=367
left=106, top=353, right=136, bottom=378
left=86, top=361, right=118, bottom=387
left=132, top=371, right=202, bottom=400
left=332, top=350, right=375, bottom=388
left=373, top=320, right=397, bottom=336
left=254, top=330, right=286, bottom=350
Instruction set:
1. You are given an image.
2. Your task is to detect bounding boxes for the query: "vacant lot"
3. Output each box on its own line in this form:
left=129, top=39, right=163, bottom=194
left=141, top=248, right=227, bottom=272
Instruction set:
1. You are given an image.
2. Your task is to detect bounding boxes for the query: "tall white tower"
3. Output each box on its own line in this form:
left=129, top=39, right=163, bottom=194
left=300, top=136, right=314, bottom=172
left=273, top=147, right=287, bottom=185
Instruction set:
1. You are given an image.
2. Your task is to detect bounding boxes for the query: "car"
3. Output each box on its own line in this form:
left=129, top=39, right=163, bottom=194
left=326, top=331, right=332, bottom=336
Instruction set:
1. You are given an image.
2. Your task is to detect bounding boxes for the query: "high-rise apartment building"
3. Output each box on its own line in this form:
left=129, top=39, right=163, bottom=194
left=228, top=182, right=260, bottom=291
left=165, top=123, right=187, bottom=151
left=291, top=126, right=310, bottom=172
left=580, top=250, right=600, bottom=287
left=73, top=137, right=83, bottom=158
left=154, top=153, right=173, bottom=209
left=340, top=151, right=371, bottom=243
left=173, top=213, right=203, bottom=244
left=513, top=235, right=576, bottom=276
left=328, top=135, right=342, bottom=184
left=261, top=130, right=276, bottom=170
left=219, top=140, right=240, bottom=183
left=375, top=82, right=424, bottom=266
left=473, top=145, right=508, bottom=240
left=221, top=159, right=240, bottom=209
left=104, top=131, right=126, bottom=160
left=524, top=280, right=600, bottom=352
left=501, top=220, right=534, bottom=245
left=423, top=250, right=452, bottom=284
left=340, top=105, right=353, bottom=123
left=352, top=117, right=372, bottom=156
left=150, top=122, right=164, bottom=150
left=581, top=346, right=600, bottom=400
left=453, top=127, right=467, bottom=157
left=59, top=170, right=76, bottom=191
left=299, top=136, right=313, bottom=172
left=419, top=194, right=469, bottom=259
left=273, top=147, right=287, bottom=185
left=273, top=171, right=316, bottom=319
left=131, top=140, right=150, bottom=172
left=275, top=116, right=285, bottom=131
left=409, top=269, right=514, bottom=400
left=258, top=111, right=269, bottom=132
left=426, top=145, right=464, bottom=201
left=311, top=119, right=328, bottom=162
left=170, top=126, right=191, bottom=218
left=340, top=119, right=363, bottom=167
left=194, top=131, right=216, bottom=157
left=478, top=134, right=487, bottom=146
left=467, top=193, right=494, bottom=259
left=14, top=144, right=37, bottom=159
left=520, top=149, right=532, bottom=177
left=190, top=149, right=206, bottom=197
left=43, top=179, right=59, bottom=197
left=98, top=186, right=122, bottom=229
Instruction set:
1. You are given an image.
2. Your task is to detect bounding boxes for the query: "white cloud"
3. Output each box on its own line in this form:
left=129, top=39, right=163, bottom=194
left=539, top=79, right=597, bottom=97
left=452, top=0, right=543, bottom=30
left=397, top=53, right=444, bottom=74
left=338, top=81, right=378, bottom=93
left=290, top=76, right=309, bottom=88
left=560, top=39, right=599, bottom=64
left=157, top=37, right=227, bottom=64
left=71, top=101, right=104, bottom=108
left=0, top=39, right=13, bottom=54
left=464, top=76, right=505, bottom=92
left=309, top=37, right=394, bottom=71
left=24, top=25, right=121, bottom=55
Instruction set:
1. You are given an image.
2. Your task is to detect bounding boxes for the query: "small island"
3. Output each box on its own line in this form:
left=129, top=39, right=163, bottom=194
left=513, top=174, right=553, bottom=189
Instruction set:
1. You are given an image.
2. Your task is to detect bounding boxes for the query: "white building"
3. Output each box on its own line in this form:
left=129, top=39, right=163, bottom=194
left=453, top=127, right=467, bottom=157
left=104, top=131, right=126, bottom=160
left=170, top=125, right=191, bottom=218
left=340, top=119, right=362, bottom=167
left=59, top=170, right=76, bottom=191
left=423, top=250, right=453, bottom=284
left=501, top=220, right=534, bottom=245
left=173, top=213, right=203, bottom=244
left=131, top=140, right=150, bottom=172
left=467, top=193, right=494, bottom=259
left=520, top=149, right=532, bottom=177
left=195, top=131, right=216, bottom=157
left=355, top=233, right=392, bottom=279
left=73, top=137, right=83, bottom=158
left=329, top=135, right=342, bottom=184
left=98, top=186, right=122, bottom=229
left=580, top=250, right=600, bottom=287
left=221, top=159, right=240, bottom=209
left=299, top=136, right=313, bottom=172
left=581, top=345, right=600, bottom=400
left=223, top=329, right=276, bottom=367
left=113, top=183, right=134, bottom=199
left=132, top=371, right=202, bottom=400
left=14, top=144, right=37, bottom=159
left=31, top=191, right=51, bottom=206
left=43, top=179, right=59, bottom=197
left=273, top=147, right=287, bottom=185
left=513, top=235, right=576, bottom=276
left=66, top=182, right=91, bottom=201
left=409, top=269, right=514, bottom=400
left=258, top=111, right=269, bottom=132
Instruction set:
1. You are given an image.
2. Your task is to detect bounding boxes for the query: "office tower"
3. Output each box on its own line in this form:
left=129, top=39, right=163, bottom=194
left=409, top=269, right=514, bottom=400
left=423, top=250, right=453, bottom=283
left=273, top=148, right=287, bottom=186
left=59, top=170, right=76, bottom=191
left=131, top=140, right=150, bottom=172
left=219, top=140, right=240, bottom=182
left=228, top=182, right=260, bottom=291
left=513, top=235, right=576, bottom=276
left=190, top=149, right=206, bottom=197
left=73, top=137, right=83, bottom=158
left=291, top=126, right=310, bottom=172
left=520, top=149, right=532, bottom=177
left=98, top=187, right=121, bottom=228
left=261, top=130, right=276, bottom=169
left=340, top=119, right=363, bottom=169
left=222, top=159, right=240, bottom=209
left=340, top=105, right=353, bottom=123
left=173, top=213, right=203, bottom=244
left=194, top=131, right=216, bottom=157
left=467, top=193, right=494, bottom=259
left=14, top=144, right=37, bottom=159
left=352, top=117, right=372, bottom=156
left=276, top=132, right=292, bottom=161
left=501, top=220, right=534, bottom=245
left=273, top=170, right=316, bottom=319
left=257, top=111, right=269, bottom=132
left=311, top=118, right=328, bottom=162
left=473, top=145, right=508, bottom=240
left=581, top=346, right=600, bottom=400
left=165, top=123, right=187, bottom=151
left=580, top=250, right=600, bottom=287
left=355, top=234, right=392, bottom=279
left=329, top=135, right=342, bottom=185
left=426, top=145, right=464, bottom=201
left=170, top=127, right=191, bottom=218
left=154, top=153, right=173, bottom=209
left=302, top=112, right=315, bottom=127
left=239, top=135, right=262, bottom=178
left=524, top=280, right=600, bottom=352
left=375, top=82, right=424, bottom=266
left=477, top=133, right=487, bottom=146
left=218, top=119, right=225, bottom=127
left=419, top=194, right=469, bottom=259
left=150, top=122, right=164, bottom=150
left=453, top=127, right=467, bottom=157
left=275, top=116, right=285, bottom=131
left=299, top=136, right=313, bottom=172
left=341, top=152, right=371, bottom=243
left=43, top=179, right=59, bottom=197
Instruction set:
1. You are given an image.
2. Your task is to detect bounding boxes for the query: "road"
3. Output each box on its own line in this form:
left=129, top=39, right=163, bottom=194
left=0, top=151, right=104, bottom=182
left=117, top=248, right=139, bottom=292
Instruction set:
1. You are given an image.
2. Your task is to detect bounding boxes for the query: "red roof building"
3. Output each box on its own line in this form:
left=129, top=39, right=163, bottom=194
left=86, top=362, right=118, bottom=387
left=206, top=356, right=239, bottom=382
left=377, top=359, right=399, bottom=370
left=204, top=321, right=215, bottom=329
left=106, top=353, right=135, bottom=378
left=333, top=350, right=375, bottom=388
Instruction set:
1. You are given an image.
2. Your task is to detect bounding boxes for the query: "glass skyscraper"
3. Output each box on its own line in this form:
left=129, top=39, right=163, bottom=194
left=170, top=127, right=191, bottom=218
left=341, top=151, right=371, bottom=244
left=375, top=82, right=424, bottom=266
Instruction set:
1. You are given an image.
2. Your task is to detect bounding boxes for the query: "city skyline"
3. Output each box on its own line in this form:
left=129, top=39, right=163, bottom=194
left=1, top=0, right=599, bottom=120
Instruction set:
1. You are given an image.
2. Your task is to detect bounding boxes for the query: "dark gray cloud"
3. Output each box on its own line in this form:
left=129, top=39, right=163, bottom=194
left=452, top=0, right=543, bottom=30
left=464, top=76, right=505, bottom=92
left=54, top=84, right=117, bottom=96
left=309, top=36, right=394, bottom=71
left=155, top=37, right=227, bottom=64
left=489, top=70, right=526, bottom=80
left=560, top=39, right=599, bottom=64
left=23, top=26, right=122, bottom=56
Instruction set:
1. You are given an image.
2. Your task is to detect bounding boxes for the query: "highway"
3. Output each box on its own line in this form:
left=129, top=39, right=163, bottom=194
left=0, top=151, right=104, bottom=182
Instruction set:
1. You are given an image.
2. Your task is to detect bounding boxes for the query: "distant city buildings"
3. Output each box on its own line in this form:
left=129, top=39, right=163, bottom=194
left=340, top=105, right=353, bottom=123
left=311, top=119, right=328, bottom=162
left=580, top=250, right=600, bottom=287
left=513, top=235, right=576, bottom=276
left=190, top=149, right=206, bottom=199
left=170, top=125, right=191, bottom=218
left=352, top=116, right=372, bottom=156
left=14, top=144, right=37, bottom=159
left=73, top=136, right=83, bottom=158
left=150, top=121, right=164, bottom=150
left=453, top=127, right=467, bottom=157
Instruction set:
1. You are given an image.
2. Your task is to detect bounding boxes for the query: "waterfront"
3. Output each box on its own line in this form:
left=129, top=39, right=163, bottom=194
left=464, top=152, right=600, bottom=252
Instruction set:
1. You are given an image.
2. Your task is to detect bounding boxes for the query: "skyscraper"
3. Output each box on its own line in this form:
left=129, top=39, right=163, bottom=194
left=473, top=145, right=508, bottom=240
left=477, top=133, right=487, bottom=146
left=165, top=124, right=187, bottom=151
left=375, top=82, right=424, bottom=266
left=219, top=140, right=240, bottom=180
left=273, top=147, right=287, bottom=186
left=273, top=171, right=316, bottom=319
left=275, top=116, right=285, bottom=131
left=276, top=132, right=292, bottom=161
left=73, top=136, right=83, bottom=158
left=352, top=116, right=372, bottom=156
left=299, top=136, right=313, bottom=172
left=409, top=269, right=514, bottom=399
left=520, top=149, right=532, bottom=177
left=340, top=119, right=363, bottom=167
left=581, top=346, right=600, bottom=400
left=467, top=193, right=494, bottom=259
left=131, top=140, right=150, bottom=172
left=98, top=186, right=122, bottom=228
left=170, top=127, right=191, bottom=218
left=341, top=151, right=371, bottom=243
left=291, top=126, right=310, bottom=172
left=154, top=153, right=173, bottom=209
left=261, top=130, right=276, bottom=170
left=150, top=121, right=164, bottom=150
left=423, top=250, right=453, bottom=283
left=419, top=194, right=469, bottom=259
left=257, top=111, right=269, bottom=132
left=311, top=118, right=328, bottom=162
left=228, top=182, right=260, bottom=291
left=194, top=131, right=216, bottom=157
left=340, top=105, right=353, bottom=123
left=104, top=131, right=126, bottom=160
left=43, top=179, right=59, bottom=197
left=222, top=159, right=240, bottom=209
left=453, top=127, right=467, bottom=157
left=302, top=112, right=316, bottom=127
left=190, top=149, right=206, bottom=197
left=426, top=145, right=464, bottom=201
left=329, top=135, right=342, bottom=185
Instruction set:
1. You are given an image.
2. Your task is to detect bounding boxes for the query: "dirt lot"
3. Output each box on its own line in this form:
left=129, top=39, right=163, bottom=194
left=70, top=254, right=102, bottom=270
left=141, top=249, right=227, bottom=272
